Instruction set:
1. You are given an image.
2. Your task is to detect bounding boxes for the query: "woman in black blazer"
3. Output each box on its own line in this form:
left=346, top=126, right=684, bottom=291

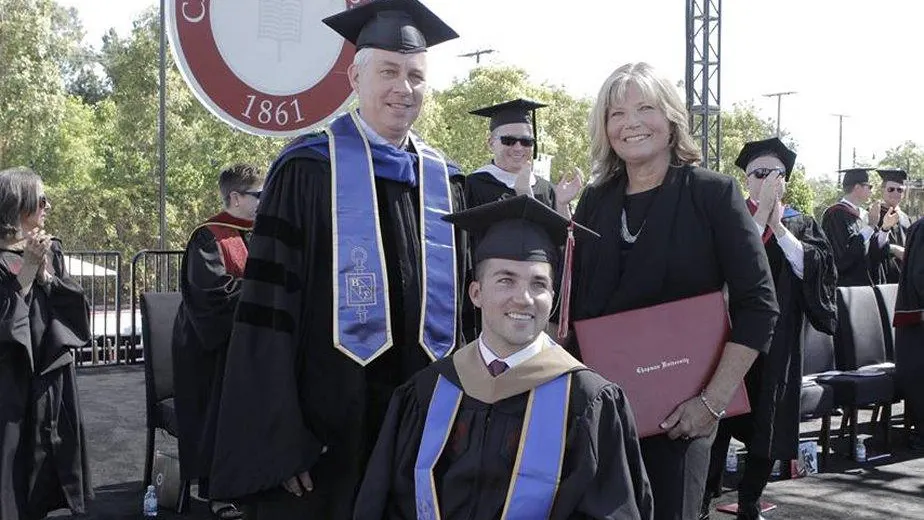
left=567, top=63, right=779, bottom=520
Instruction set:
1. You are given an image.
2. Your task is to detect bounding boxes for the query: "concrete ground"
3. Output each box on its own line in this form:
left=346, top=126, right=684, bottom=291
left=47, top=364, right=924, bottom=519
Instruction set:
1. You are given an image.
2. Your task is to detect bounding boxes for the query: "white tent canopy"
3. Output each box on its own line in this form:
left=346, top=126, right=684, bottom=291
left=63, top=255, right=118, bottom=277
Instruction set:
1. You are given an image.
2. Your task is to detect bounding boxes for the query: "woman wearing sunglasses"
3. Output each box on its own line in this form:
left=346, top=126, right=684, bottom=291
left=565, top=63, right=778, bottom=520
left=0, top=166, right=93, bottom=519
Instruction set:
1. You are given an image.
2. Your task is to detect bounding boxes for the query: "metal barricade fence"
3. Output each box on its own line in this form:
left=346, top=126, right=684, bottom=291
left=129, top=250, right=184, bottom=363
left=65, top=251, right=124, bottom=366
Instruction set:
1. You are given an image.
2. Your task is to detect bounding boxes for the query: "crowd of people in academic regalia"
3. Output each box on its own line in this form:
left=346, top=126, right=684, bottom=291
left=2, top=1, right=923, bottom=519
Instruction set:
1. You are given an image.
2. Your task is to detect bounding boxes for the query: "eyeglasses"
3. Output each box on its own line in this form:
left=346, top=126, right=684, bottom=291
left=886, top=186, right=906, bottom=194
left=38, top=194, right=49, bottom=209
left=498, top=135, right=536, bottom=148
left=747, top=167, right=785, bottom=179
left=242, top=190, right=262, bottom=199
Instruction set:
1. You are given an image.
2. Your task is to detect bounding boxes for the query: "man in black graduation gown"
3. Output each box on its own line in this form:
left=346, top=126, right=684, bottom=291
left=354, top=195, right=653, bottom=520
left=872, top=168, right=912, bottom=283
left=892, top=215, right=924, bottom=450
left=821, top=168, right=897, bottom=286
left=703, top=139, right=837, bottom=520
left=172, top=164, right=263, bottom=518
left=465, top=99, right=580, bottom=215
left=208, top=1, right=467, bottom=519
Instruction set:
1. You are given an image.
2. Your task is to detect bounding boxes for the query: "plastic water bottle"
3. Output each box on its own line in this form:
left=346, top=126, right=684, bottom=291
left=143, top=485, right=158, bottom=517
left=855, top=437, right=867, bottom=462
left=725, top=445, right=738, bottom=473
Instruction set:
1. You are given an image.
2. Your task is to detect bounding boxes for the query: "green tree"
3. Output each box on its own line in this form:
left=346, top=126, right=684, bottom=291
left=0, top=0, right=84, bottom=169
left=417, top=66, right=592, bottom=183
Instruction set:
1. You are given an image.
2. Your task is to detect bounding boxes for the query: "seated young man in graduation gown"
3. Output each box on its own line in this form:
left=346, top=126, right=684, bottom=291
left=703, top=139, right=837, bottom=520
left=893, top=215, right=924, bottom=451
left=821, top=168, right=894, bottom=286
left=354, top=196, right=654, bottom=520
left=207, top=2, right=468, bottom=519
left=172, top=164, right=263, bottom=519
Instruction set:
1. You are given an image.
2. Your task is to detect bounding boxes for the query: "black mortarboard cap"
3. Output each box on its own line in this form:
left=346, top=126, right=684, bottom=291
left=322, top=0, right=458, bottom=54
left=442, top=195, right=598, bottom=267
left=470, top=98, right=547, bottom=159
left=839, top=167, right=876, bottom=188
left=877, top=168, right=907, bottom=184
left=735, top=137, right=797, bottom=181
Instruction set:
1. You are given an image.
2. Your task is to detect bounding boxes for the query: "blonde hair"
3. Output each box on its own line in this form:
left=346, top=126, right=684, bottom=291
left=588, top=62, right=701, bottom=186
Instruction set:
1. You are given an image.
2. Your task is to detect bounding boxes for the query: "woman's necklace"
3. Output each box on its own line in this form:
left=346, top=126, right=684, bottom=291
left=621, top=209, right=645, bottom=244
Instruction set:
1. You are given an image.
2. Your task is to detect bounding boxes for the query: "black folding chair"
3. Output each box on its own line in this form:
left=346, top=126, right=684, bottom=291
left=141, top=291, right=190, bottom=512
left=822, top=286, right=896, bottom=458
left=800, top=320, right=837, bottom=469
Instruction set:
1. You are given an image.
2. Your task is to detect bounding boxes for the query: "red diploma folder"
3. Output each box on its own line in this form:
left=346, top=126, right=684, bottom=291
left=573, top=291, right=750, bottom=438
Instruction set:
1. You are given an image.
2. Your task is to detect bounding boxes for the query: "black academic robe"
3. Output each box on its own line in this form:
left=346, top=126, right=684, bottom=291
left=894, top=217, right=924, bottom=430
left=172, top=221, right=249, bottom=496
left=821, top=202, right=889, bottom=286
left=713, top=213, right=837, bottom=463
left=0, top=240, right=92, bottom=520
left=463, top=170, right=557, bottom=209
left=354, top=342, right=654, bottom=520
left=567, top=166, right=779, bottom=520
left=876, top=206, right=912, bottom=284
left=209, top=139, right=467, bottom=520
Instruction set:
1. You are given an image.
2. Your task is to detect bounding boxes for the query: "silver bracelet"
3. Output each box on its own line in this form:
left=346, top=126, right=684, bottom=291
left=699, top=391, right=726, bottom=420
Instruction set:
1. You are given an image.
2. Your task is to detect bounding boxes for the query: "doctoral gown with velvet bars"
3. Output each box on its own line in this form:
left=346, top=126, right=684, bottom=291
left=209, top=137, right=467, bottom=520
left=353, top=344, right=654, bottom=520
left=0, top=239, right=92, bottom=520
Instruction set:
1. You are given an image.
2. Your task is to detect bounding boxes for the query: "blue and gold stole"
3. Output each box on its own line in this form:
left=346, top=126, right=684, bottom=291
left=414, top=373, right=572, bottom=520
left=271, top=111, right=458, bottom=365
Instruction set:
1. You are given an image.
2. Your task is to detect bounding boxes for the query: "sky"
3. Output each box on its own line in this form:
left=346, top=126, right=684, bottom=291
left=58, top=0, right=924, bottom=180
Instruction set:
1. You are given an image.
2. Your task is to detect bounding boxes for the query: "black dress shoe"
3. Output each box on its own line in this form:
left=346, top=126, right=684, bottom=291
left=736, top=503, right=767, bottom=520
left=699, top=496, right=711, bottom=520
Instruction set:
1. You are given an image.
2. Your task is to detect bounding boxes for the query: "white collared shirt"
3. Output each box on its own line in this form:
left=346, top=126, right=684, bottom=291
left=473, top=163, right=537, bottom=191
left=356, top=112, right=408, bottom=150
left=478, top=333, right=548, bottom=370
left=748, top=199, right=805, bottom=279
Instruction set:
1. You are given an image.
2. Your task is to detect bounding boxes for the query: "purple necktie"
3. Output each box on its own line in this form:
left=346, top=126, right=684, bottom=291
left=488, top=359, right=509, bottom=377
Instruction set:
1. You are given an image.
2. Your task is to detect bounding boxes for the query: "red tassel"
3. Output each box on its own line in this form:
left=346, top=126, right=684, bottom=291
left=557, top=221, right=576, bottom=340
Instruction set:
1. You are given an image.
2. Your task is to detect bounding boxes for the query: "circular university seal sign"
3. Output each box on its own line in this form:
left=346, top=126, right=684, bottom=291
left=167, top=0, right=370, bottom=136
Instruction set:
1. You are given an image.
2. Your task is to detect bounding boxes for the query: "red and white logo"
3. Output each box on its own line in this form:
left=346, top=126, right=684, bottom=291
left=167, top=0, right=369, bottom=136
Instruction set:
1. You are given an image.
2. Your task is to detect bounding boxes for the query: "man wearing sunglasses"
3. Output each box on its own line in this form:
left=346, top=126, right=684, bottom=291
left=702, top=138, right=837, bottom=520
left=822, top=167, right=895, bottom=286
left=467, top=98, right=582, bottom=217
left=172, top=163, right=264, bottom=519
left=873, top=168, right=912, bottom=283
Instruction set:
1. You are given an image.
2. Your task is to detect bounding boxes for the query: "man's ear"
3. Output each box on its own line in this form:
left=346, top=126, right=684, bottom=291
left=468, top=280, right=482, bottom=309
left=347, top=63, right=361, bottom=91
